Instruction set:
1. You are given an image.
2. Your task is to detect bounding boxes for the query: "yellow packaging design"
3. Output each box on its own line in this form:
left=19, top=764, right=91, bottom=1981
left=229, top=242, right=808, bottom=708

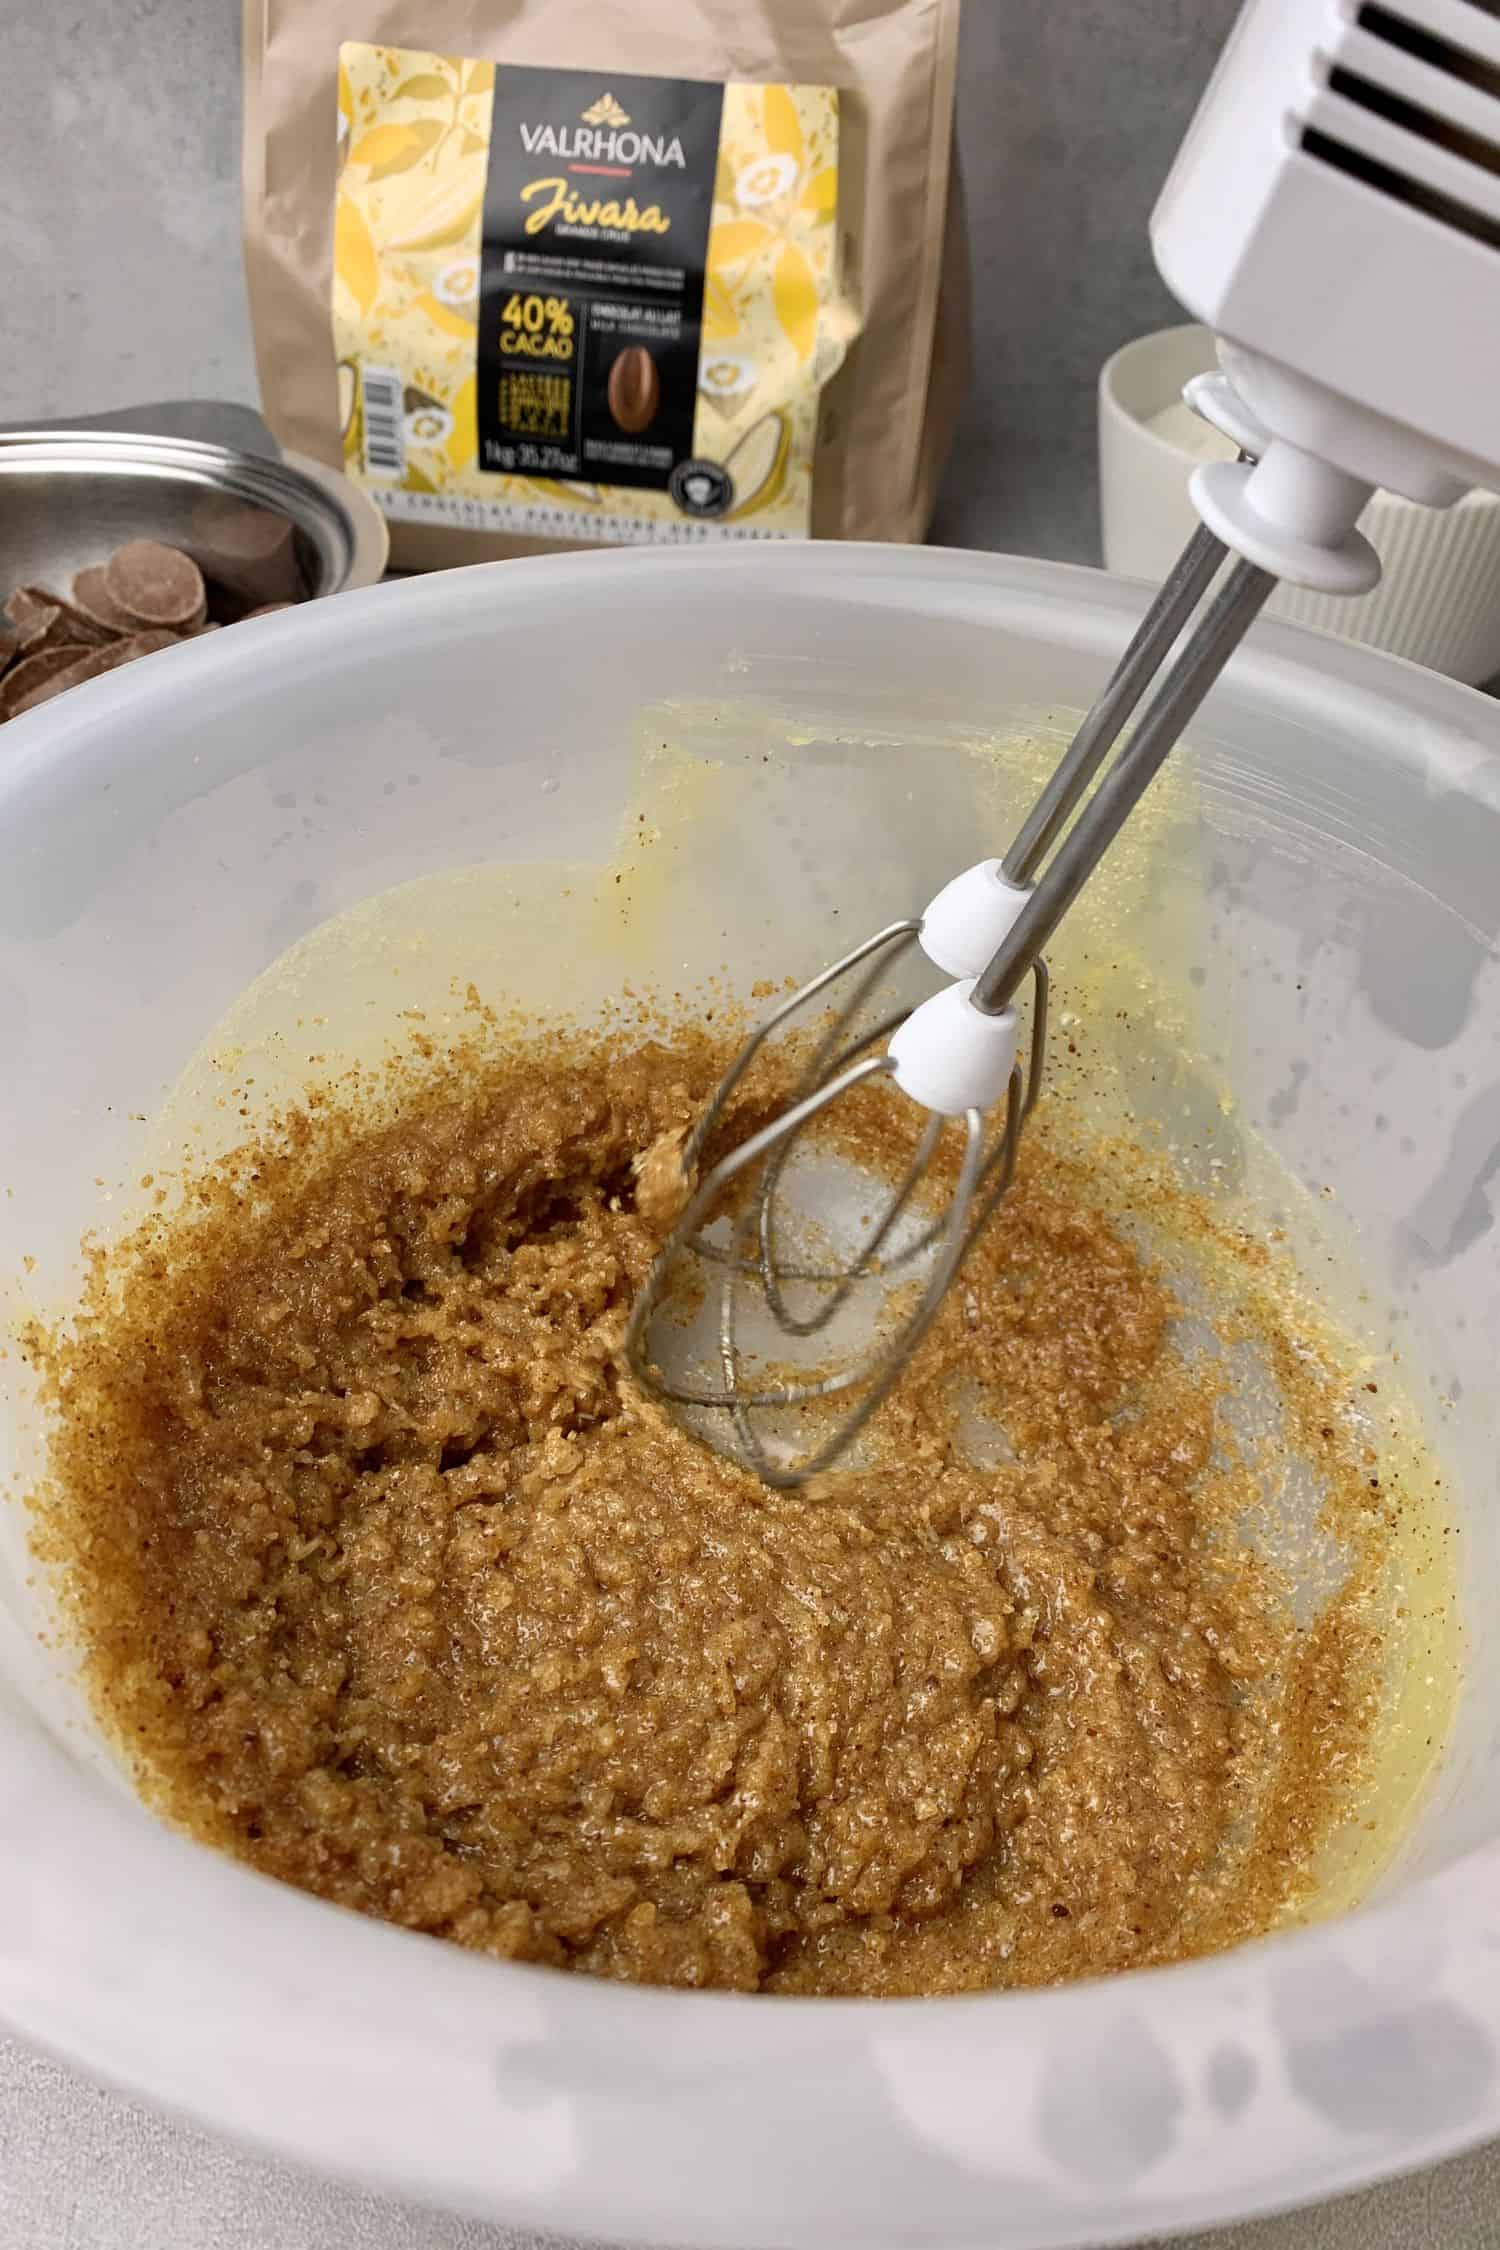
left=243, top=1, right=966, bottom=567
left=334, top=47, right=851, bottom=542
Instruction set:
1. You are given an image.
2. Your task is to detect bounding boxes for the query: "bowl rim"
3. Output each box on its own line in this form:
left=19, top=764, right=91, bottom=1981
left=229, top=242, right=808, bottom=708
left=2, top=540, right=1498, bottom=2250
left=1098, top=321, right=1221, bottom=463
left=0, top=428, right=384, bottom=595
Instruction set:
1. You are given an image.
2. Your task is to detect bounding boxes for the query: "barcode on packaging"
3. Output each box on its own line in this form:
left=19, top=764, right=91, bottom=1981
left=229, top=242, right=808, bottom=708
left=359, top=365, right=405, bottom=481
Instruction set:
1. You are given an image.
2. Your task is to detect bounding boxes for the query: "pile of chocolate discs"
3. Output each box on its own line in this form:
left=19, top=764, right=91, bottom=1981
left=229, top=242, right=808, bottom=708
left=0, top=538, right=297, bottom=722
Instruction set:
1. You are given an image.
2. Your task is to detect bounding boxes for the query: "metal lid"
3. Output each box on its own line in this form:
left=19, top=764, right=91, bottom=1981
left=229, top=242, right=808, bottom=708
left=0, top=429, right=366, bottom=600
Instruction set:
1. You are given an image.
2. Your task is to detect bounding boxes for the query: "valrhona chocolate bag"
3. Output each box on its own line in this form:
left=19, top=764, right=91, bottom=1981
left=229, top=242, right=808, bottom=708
left=242, top=0, right=967, bottom=567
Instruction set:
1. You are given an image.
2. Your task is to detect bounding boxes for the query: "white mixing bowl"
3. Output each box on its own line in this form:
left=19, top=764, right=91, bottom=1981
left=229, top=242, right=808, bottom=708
left=2, top=547, right=1500, bottom=2248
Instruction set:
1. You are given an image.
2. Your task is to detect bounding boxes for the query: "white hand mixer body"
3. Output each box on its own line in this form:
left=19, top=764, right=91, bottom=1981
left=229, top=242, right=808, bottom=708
left=626, top=0, right=1500, bottom=1483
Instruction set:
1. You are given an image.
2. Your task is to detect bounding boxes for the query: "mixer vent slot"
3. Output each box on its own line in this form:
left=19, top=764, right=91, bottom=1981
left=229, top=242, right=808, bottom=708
left=1355, top=5, right=1500, bottom=106
left=1328, top=64, right=1500, bottom=176
left=1299, top=5, right=1500, bottom=253
left=1301, top=126, right=1500, bottom=248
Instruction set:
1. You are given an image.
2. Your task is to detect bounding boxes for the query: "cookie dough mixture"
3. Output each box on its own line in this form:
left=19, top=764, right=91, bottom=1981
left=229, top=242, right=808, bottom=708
left=33, top=1030, right=1398, bottom=1995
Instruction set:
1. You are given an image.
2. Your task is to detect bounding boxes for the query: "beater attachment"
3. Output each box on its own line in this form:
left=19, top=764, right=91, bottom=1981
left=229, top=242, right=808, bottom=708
left=625, top=0, right=1500, bottom=1479
left=625, top=376, right=1389, bottom=1484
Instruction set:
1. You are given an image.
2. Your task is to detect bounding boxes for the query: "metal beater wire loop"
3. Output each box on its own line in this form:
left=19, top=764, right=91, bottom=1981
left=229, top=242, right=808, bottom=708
left=624, top=536, right=1275, bottom=1484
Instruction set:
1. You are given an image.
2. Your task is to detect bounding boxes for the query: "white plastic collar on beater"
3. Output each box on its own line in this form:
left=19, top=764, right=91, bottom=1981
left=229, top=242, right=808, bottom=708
left=918, top=859, right=1031, bottom=979
left=888, top=980, right=1018, bottom=1116
left=1192, top=446, right=1380, bottom=596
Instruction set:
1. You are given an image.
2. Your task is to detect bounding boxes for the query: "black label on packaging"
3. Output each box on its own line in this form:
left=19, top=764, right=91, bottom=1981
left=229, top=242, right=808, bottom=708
left=477, top=65, right=724, bottom=496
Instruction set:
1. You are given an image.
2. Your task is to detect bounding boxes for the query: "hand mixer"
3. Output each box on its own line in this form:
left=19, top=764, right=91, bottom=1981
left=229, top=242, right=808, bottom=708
left=627, top=0, right=1500, bottom=1484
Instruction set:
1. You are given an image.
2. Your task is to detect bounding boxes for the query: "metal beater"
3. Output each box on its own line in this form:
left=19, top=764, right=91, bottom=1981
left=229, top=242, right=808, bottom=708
left=628, top=192, right=1500, bottom=1480
left=620, top=0, right=1500, bottom=1480
left=622, top=0, right=1500, bottom=1482
left=624, top=399, right=1286, bottom=1483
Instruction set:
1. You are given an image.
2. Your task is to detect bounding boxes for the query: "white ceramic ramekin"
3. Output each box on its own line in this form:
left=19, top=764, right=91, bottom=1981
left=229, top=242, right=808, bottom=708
left=1100, top=323, right=1500, bottom=684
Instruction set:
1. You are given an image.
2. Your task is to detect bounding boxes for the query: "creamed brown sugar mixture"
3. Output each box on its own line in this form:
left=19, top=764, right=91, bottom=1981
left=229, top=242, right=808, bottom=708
left=32, top=1031, right=1387, bottom=1995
